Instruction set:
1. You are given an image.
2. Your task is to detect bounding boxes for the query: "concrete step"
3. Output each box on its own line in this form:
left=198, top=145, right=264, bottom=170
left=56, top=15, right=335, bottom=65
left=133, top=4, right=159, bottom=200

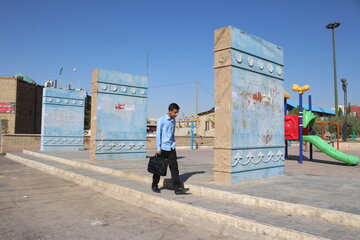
left=6, top=152, right=360, bottom=240
left=22, top=150, right=360, bottom=229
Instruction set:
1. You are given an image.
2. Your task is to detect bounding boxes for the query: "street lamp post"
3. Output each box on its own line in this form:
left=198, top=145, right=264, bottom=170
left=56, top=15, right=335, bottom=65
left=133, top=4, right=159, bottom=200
left=341, top=78, right=348, bottom=141
left=326, top=22, right=341, bottom=116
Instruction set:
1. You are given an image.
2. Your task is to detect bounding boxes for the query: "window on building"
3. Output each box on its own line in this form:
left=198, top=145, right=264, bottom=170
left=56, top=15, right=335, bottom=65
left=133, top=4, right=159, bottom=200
left=205, top=121, right=209, bottom=131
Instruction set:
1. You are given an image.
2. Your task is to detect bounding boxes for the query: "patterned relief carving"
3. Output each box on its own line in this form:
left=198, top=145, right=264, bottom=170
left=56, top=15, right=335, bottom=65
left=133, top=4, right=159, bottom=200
left=96, top=142, right=145, bottom=152
left=41, top=137, right=83, bottom=145
left=98, top=83, right=147, bottom=97
left=232, top=150, right=284, bottom=166
left=43, top=97, right=84, bottom=106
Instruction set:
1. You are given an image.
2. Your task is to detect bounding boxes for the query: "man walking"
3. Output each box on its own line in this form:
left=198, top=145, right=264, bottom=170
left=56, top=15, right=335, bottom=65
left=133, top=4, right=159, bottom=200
left=152, top=103, right=188, bottom=195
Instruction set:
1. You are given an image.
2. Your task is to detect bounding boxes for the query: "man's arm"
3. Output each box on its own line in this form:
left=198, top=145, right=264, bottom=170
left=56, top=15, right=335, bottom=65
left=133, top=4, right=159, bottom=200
left=172, top=120, right=176, bottom=141
left=156, top=117, right=163, bottom=154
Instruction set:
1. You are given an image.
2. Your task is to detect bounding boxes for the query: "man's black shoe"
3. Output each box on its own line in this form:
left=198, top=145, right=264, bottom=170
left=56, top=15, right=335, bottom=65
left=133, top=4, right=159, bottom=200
left=174, top=187, right=189, bottom=195
left=151, top=185, right=161, bottom=193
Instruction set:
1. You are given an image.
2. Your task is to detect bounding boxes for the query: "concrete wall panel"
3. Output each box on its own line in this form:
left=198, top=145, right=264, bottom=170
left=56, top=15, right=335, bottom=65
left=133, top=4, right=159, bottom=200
left=41, top=88, right=86, bottom=151
left=90, top=69, right=148, bottom=160
left=214, top=26, right=285, bottom=183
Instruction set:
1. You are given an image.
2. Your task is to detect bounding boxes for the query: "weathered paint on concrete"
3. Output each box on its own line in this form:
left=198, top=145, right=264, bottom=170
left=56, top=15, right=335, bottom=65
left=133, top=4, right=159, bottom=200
left=214, top=26, right=284, bottom=183
left=41, top=88, right=86, bottom=151
left=90, top=69, right=148, bottom=160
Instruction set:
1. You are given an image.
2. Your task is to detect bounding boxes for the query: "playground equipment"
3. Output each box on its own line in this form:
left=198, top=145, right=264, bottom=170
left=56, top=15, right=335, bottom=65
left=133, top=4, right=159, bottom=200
left=185, top=116, right=199, bottom=150
left=352, top=131, right=357, bottom=141
left=290, top=84, right=311, bottom=164
left=314, top=121, right=340, bottom=150
left=302, top=135, right=359, bottom=165
left=285, top=84, right=359, bottom=165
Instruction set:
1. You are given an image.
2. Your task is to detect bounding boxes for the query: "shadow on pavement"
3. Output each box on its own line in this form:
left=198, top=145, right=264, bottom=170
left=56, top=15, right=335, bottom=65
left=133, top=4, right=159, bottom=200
left=162, top=171, right=205, bottom=190
left=180, top=171, right=206, bottom=182
left=287, top=155, right=348, bottom=166
left=146, top=155, right=185, bottom=160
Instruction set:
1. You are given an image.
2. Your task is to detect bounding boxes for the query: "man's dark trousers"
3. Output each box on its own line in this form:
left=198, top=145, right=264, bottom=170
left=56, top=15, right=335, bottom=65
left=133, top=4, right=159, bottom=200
left=152, top=149, right=180, bottom=190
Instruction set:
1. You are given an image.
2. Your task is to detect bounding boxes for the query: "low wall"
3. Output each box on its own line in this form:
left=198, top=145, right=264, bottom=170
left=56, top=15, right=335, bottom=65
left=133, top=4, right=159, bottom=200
left=3, top=134, right=357, bottom=153
left=2, top=134, right=214, bottom=153
left=146, top=136, right=214, bottom=150
left=290, top=140, right=360, bottom=151
left=1, top=134, right=41, bottom=154
left=338, top=142, right=360, bottom=150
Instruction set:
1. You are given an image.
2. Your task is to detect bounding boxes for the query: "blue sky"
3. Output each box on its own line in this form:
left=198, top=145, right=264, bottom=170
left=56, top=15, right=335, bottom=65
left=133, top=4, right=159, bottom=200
left=1, top=0, right=359, bottom=118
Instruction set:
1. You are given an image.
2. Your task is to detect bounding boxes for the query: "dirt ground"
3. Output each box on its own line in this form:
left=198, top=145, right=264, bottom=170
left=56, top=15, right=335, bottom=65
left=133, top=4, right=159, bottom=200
left=0, top=156, right=238, bottom=240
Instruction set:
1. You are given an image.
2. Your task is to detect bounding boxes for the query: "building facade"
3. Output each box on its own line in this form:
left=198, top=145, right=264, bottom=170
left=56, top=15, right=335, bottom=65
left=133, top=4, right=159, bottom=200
left=0, top=74, right=43, bottom=134
left=198, top=108, right=215, bottom=136
left=350, top=106, right=360, bottom=118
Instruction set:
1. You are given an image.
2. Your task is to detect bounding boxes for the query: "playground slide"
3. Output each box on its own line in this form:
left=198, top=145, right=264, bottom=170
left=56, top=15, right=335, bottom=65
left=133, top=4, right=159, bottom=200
left=302, top=135, right=360, bottom=165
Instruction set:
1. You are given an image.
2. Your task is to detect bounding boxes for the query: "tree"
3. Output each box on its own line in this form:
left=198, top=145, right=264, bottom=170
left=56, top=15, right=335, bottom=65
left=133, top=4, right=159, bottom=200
left=288, top=106, right=299, bottom=115
left=347, top=102, right=351, bottom=115
left=348, top=115, right=360, bottom=136
left=337, top=107, right=343, bottom=117
left=327, top=114, right=360, bottom=139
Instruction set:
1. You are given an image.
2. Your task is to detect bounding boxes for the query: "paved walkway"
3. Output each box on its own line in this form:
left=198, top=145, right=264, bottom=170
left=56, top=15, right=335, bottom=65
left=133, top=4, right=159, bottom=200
left=0, top=156, right=237, bottom=240
left=33, top=145, right=360, bottom=215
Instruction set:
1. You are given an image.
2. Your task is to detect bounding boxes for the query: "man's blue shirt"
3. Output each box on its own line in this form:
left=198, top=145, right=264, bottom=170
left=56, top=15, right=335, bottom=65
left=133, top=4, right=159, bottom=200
left=156, top=114, right=176, bottom=151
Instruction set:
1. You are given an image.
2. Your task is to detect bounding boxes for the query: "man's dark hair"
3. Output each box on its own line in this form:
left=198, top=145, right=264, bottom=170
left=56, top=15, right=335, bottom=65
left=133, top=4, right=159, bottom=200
left=168, top=103, right=180, bottom=111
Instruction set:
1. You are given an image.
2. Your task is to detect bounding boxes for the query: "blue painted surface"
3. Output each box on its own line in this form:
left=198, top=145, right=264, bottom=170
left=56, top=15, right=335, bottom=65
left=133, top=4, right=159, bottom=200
left=231, top=27, right=284, bottom=65
left=284, top=98, right=288, bottom=160
left=299, top=93, right=303, bottom=164
left=231, top=50, right=284, bottom=81
left=190, top=121, right=194, bottom=150
left=287, top=101, right=335, bottom=115
left=228, top=27, right=285, bottom=183
left=93, top=69, right=148, bottom=160
left=309, top=95, right=313, bottom=161
left=41, top=88, right=86, bottom=151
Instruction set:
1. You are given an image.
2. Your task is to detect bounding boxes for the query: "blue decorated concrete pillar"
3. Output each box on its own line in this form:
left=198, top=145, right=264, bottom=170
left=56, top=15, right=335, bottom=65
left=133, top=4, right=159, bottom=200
left=213, top=26, right=285, bottom=184
left=90, top=69, right=148, bottom=160
left=41, top=88, right=86, bottom=151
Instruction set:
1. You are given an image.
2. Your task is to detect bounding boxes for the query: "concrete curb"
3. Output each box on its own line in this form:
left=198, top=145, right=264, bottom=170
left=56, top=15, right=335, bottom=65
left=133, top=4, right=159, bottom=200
left=22, top=150, right=360, bottom=228
left=6, top=152, right=328, bottom=240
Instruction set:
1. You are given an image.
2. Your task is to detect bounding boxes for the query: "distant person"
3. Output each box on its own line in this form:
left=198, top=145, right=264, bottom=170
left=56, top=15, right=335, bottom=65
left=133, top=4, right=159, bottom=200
left=152, top=103, right=188, bottom=195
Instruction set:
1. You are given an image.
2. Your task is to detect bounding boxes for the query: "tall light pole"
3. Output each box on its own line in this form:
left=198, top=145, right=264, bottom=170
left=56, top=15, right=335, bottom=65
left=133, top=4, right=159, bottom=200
left=341, top=78, right=348, bottom=141
left=326, top=22, right=341, bottom=115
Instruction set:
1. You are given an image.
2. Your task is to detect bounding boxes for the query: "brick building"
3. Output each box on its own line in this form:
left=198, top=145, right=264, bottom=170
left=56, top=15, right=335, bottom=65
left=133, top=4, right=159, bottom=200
left=0, top=73, right=43, bottom=134
left=350, top=106, right=360, bottom=118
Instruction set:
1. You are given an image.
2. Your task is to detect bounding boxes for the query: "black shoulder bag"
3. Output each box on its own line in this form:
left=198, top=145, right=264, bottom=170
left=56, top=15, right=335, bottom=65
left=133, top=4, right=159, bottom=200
left=147, top=154, right=168, bottom=176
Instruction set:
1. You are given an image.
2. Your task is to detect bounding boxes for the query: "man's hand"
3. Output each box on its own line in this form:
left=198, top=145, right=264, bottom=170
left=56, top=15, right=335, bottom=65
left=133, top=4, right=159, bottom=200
left=156, top=150, right=161, bottom=155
